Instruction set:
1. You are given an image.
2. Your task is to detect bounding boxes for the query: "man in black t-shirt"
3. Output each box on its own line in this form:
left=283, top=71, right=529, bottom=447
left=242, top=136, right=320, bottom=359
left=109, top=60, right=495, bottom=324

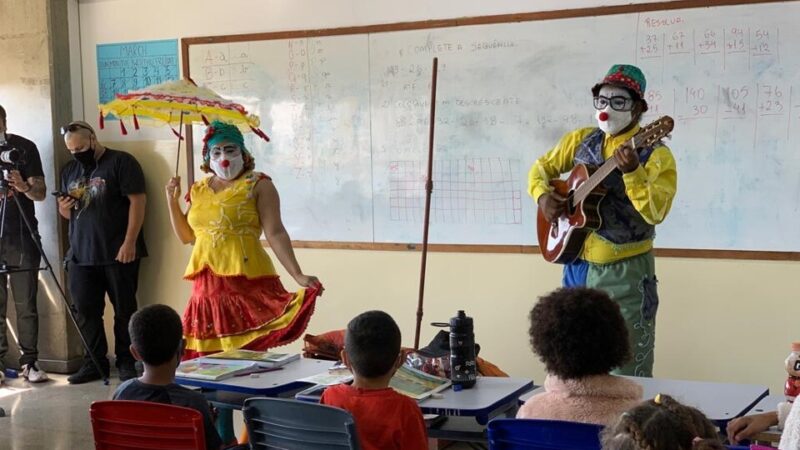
left=57, top=120, right=147, bottom=384
left=0, top=104, right=49, bottom=384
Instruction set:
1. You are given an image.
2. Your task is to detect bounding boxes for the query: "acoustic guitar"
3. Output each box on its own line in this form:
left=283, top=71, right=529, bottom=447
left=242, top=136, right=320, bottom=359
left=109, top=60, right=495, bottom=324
left=537, top=116, right=674, bottom=263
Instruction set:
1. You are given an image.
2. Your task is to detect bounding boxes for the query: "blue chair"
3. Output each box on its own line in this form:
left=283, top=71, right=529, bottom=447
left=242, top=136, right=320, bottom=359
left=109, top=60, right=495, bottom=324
left=487, top=418, right=603, bottom=450
left=243, top=397, right=360, bottom=449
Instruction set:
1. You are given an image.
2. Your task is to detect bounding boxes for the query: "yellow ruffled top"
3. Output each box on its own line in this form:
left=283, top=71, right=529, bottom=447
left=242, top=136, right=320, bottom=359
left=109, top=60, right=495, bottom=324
left=184, top=171, right=276, bottom=279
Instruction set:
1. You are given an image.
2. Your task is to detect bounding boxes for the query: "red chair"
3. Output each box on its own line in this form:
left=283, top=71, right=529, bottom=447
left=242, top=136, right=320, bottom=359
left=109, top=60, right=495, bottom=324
left=90, top=400, right=207, bottom=450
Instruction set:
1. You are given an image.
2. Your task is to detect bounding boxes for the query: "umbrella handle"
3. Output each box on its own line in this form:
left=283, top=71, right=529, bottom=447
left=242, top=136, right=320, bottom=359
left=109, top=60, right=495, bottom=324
left=175, top=112, right=185, bottom=178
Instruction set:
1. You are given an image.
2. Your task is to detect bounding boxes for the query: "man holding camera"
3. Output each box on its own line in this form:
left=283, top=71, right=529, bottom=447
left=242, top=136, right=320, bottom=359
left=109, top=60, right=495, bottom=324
left=0, top=104, right=48, bottom=384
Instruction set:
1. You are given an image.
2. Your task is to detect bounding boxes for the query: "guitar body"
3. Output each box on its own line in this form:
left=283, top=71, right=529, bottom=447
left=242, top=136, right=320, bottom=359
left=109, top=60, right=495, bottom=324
left=537, top=164, right=606, bottom=264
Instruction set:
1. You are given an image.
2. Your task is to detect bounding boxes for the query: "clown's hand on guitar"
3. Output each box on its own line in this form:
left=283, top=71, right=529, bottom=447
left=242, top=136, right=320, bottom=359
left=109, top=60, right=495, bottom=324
left=614, top=142, right=640, bottom=173
left=538, top=192, right=567, bottom=223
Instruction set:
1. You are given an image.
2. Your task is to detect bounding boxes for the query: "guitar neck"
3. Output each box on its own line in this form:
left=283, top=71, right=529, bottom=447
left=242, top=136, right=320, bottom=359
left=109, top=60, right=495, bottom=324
left=571, top=141, right=629, bottom=204
left=567, top=117, right=673, bottom=206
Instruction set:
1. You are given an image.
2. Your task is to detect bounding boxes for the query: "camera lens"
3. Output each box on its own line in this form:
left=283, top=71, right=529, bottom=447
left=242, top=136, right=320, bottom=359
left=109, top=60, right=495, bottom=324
left=0, top=148, right=20, bottom=164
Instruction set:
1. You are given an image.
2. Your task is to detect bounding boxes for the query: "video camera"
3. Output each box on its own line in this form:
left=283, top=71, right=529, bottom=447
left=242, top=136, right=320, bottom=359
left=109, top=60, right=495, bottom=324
left=0, top=145, right=23, bottom=169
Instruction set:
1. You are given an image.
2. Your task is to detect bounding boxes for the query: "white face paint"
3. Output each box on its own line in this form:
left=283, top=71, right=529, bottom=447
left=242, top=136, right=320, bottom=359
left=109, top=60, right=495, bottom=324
left=209, top=143, right=244, bottom=180
left=595, top=85, right=635, bottom=136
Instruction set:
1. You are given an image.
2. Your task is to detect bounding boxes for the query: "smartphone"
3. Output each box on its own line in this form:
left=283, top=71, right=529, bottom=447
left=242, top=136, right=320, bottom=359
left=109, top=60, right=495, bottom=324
left=51, top=191, right=79, bottom=201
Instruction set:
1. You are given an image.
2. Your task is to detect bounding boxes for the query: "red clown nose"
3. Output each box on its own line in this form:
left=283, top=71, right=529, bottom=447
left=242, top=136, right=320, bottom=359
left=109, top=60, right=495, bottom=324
left=598, top=111, right=609, bottom=121
left=221, top=160, right=231, bottom=168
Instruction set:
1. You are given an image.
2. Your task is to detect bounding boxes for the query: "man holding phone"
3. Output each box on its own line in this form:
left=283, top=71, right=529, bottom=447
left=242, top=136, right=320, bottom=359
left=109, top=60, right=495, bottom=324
left=57, top=120, right=147, bottom=384
left=0, top=104, right=49, bottom=384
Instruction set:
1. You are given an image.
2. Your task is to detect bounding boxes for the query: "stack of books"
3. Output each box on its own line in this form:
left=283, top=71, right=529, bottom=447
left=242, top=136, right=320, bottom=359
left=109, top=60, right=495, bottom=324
left=177, top=350, right=300, bottom=381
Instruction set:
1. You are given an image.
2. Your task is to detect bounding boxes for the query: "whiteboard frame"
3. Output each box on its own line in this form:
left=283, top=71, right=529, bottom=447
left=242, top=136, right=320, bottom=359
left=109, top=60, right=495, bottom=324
left=181, top=0, right=800, bottom=261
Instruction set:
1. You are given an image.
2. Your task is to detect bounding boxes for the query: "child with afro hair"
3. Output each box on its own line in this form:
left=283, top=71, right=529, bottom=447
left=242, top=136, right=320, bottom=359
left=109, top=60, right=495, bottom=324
left=518, top=287, right=643, bottom=425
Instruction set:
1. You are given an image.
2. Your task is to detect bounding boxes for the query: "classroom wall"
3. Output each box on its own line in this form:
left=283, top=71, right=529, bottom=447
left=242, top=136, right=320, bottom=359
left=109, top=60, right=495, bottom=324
left=76, top=0, right=799, bottom=394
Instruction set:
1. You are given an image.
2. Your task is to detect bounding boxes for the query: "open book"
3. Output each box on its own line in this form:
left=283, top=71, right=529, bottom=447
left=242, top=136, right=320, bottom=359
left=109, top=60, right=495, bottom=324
left=176, top=360, right=259, bottom=381
left=296, top=364, right=451, bottom=401
left=389, top=364, right=452, bottom=400
left=297, top=366, right=354, bottom=386
left=204, top=349, right=300, bottom=368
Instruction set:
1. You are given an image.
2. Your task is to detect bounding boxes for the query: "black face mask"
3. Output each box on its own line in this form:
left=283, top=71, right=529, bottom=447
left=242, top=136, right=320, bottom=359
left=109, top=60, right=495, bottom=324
left=73, top=147, right=96, bottom=168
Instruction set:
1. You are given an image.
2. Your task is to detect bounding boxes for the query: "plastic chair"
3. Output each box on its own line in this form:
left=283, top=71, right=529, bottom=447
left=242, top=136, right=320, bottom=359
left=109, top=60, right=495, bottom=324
left=243, top=397, right=360, bottom=449
left=488, top=418, right=603, bottom=450
left=90, top=400, right=206, bottom=450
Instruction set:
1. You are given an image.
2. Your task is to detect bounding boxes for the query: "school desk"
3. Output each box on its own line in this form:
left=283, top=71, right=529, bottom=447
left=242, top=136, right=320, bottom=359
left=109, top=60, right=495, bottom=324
left=519, top=376, right=769, bottom=427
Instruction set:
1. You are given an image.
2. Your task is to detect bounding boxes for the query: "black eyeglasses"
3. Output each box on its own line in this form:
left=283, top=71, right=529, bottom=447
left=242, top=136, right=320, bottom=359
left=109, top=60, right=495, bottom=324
left=60, top=122, right=94, bottom=136
left=593, top=95, right=635, bottom=112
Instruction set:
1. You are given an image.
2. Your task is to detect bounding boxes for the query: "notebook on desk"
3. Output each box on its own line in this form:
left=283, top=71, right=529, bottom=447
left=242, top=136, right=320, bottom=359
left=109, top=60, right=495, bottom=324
left=176, top=360, right=259, bottom=381
left=295, top=364, right=451, bottom=401
left=203, top=349, right=300, bottom=368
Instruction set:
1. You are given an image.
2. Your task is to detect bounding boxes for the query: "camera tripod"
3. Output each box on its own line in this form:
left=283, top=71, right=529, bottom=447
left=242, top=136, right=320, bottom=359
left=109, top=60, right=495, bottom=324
left=0, top=173, right=109, bottom=388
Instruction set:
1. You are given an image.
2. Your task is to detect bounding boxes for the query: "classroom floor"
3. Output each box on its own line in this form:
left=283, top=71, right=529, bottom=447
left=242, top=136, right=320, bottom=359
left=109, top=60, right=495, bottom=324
left=0, top=372, right=476, bottom=450
left=0, top=372, right=118, bottom=449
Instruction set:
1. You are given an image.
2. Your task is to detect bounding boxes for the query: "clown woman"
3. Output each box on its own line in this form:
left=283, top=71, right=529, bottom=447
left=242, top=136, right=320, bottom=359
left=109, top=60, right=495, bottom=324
left=165, top=121, right=323, bottom=360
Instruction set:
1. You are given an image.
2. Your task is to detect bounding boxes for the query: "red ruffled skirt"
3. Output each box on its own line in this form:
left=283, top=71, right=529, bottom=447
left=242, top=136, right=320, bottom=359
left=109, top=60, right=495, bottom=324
left=181, top=268, right=320, bottom=360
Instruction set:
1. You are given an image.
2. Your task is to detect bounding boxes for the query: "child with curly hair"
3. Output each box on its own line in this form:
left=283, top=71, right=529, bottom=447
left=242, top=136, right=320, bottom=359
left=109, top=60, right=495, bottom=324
left=602, top=394, right=725, bottom=450
left=518, top=287, right=643, bottom=424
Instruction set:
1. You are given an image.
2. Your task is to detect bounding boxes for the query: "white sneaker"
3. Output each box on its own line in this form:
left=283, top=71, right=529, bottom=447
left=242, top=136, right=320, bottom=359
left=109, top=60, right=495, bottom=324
left=22, top=363, right=48, bottom=383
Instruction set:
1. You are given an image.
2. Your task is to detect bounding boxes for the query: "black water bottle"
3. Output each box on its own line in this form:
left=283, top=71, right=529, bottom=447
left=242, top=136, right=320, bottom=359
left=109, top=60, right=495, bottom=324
left=449, top=310, right=476, bottom=389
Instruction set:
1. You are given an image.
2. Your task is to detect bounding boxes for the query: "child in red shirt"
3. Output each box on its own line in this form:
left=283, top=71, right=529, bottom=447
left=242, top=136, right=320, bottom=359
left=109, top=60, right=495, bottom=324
left=321, top=310, right=428, bottom=450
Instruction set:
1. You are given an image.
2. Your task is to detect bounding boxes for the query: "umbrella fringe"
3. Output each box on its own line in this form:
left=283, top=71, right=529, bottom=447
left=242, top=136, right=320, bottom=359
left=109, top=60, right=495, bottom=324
left=120, top=120, right=128, bottom=136
left=251, top=126, right=270, bottom=142
left=133, top=113, right=140, bottom=130
left=171, top=127, right=184, bottom=140
left=99, top=111, right=105, bottom=130
left=201, top=114, right=210, bottom=126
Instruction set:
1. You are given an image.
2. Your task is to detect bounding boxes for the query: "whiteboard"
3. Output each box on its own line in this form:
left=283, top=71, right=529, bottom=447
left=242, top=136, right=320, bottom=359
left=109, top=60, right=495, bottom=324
left=187, top=2, right=800, bottom=252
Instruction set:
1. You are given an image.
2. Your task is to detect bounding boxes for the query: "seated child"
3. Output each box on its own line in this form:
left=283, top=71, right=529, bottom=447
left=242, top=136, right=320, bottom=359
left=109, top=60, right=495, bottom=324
left=113, top=304, right=224, bottom=450
left=727, top=400, right=797, bottom=447
left=517, top=287, right=643, bottom=425
left=320, top=310, right=427, bottom=450
left=602, top=394, right=725, bottom=450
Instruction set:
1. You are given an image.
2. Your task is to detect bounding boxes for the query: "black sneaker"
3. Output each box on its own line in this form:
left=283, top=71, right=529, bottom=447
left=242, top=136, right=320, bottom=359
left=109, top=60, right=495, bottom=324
left=118, top=361, right=137, bottom=382
left=67, top=363, right=107, bottom=384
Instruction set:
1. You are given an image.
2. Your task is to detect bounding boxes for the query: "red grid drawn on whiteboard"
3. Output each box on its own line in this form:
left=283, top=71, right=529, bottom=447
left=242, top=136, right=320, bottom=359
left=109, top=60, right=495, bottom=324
left=388, top=158, right=522, bottom=225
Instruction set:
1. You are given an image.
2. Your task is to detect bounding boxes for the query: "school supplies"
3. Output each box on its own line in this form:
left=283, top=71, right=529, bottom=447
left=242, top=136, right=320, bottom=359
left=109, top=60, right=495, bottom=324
left=389, top=364, right=452, bottom=400
left=205, top=349, right=300, bottom=368
left=233, top=367, right=284, bottom=377
left=297, top=363, right=451, bottom=401
left=298, top=369, right=354, bottom=386
left=176, top=360, right=258, bottom=381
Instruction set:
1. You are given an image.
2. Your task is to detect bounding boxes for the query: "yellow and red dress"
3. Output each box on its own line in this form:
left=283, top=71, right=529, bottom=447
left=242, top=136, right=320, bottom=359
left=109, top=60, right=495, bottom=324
left=181, top=171, right=319, bottom=360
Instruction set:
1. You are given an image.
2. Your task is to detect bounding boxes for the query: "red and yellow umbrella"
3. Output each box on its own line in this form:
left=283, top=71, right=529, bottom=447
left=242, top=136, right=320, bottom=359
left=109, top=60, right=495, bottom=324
left=98, top=79, right=269, bottom=172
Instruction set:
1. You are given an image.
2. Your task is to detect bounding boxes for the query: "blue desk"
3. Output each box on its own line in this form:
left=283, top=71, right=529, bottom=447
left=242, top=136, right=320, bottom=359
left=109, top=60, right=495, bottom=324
left=295, top=376, right=533, bottom=447
left=745, top=394, right=785, bottom=416
left=181, top=359, right=532, bottom=446
left=519, top=376, right=768, bottom=426
left=176, top=358, right=336, bottom=443
left=176, top=358, right=334, bottom=396
left=297, top=376, right=533, bottom=426
left=420, top=377, right=534, bottom=425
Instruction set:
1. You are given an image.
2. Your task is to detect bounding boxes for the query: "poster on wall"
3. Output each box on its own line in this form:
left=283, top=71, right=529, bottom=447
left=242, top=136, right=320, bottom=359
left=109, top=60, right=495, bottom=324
left=97, top=38, right=179, bottom=106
